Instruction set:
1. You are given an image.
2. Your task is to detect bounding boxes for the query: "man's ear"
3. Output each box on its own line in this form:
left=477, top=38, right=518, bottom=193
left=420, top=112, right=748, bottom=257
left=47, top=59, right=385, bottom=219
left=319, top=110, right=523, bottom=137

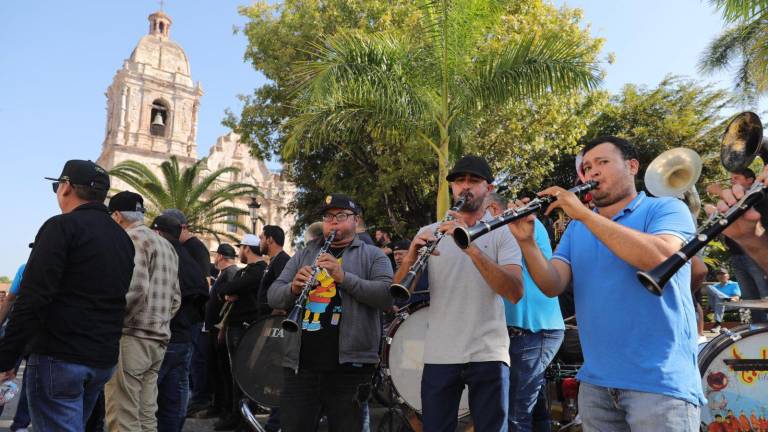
left=628, top=159, right=640, bottom=176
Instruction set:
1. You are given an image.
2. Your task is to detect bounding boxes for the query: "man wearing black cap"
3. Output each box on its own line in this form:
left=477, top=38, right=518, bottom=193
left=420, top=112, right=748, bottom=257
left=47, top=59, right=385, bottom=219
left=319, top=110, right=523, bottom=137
left=269, top=193, right=393, bottom=432
left=105, top=191, right=182, bottom=431
left=214, top=234, right=268, bottom=430
left=0, top=160, right=135, bottom=431
left=162, top=209, right=212, bottom=278
left=151, top=215, right=210, bottom=431
left=395, top=155, right=524, bottom=432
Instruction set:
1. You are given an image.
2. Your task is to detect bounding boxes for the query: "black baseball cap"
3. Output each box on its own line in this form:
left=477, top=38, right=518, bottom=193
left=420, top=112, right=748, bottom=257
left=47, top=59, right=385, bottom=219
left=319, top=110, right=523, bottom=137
left=446, top=155, right=494, bottom=184
left=108, top=191, right=146, bottom=213
left=161, top=208, right=188, bottom=225
left=216, top=243, right=236, bottom=258
left=391, top=239, right=411, bottom=252
left=45, top=160, right=110, bottom=191
left=150, top=215, right=182, bottom=239
left=319, top=193, right=361, bottom=215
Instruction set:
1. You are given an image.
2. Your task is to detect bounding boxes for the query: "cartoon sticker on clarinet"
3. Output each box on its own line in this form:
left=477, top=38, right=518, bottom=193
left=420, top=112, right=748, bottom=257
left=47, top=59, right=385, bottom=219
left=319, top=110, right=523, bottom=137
left=302, top=258, right=342, bottom=331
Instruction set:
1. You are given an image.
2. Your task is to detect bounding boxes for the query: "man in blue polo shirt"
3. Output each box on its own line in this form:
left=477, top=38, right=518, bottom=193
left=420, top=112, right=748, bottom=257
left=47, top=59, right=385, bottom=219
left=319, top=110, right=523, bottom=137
left=484, top=192, right=564, bottom=431
left=509, top=136, right=703, bottom=431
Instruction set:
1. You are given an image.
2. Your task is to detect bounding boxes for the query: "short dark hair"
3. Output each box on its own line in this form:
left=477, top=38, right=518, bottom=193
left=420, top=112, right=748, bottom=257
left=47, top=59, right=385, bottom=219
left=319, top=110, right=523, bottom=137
left=247, top=245, right=261, bottom=256
left=732, top=167, right=756, bottom=180
left=72, top=184, right=108, bottom=202
left=263, top=225, right=285, bottom=246
left=582, top=136, right=638, bottom=161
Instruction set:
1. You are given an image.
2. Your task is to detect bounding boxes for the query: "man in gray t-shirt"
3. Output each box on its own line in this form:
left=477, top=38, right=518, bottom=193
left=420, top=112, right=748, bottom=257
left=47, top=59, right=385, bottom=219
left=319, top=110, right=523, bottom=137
left=394, top=155, right=523, bottom=432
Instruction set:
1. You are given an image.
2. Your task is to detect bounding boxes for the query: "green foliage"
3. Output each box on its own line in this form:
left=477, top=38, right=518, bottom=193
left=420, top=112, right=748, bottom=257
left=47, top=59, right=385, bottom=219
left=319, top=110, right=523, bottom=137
left=701, top=1, right=768, bottom=100
left=109, top=156, right=260, bottom=242
left=226, top=0, right=604, bottom=236
left=0, top=276, right=10, bottom=284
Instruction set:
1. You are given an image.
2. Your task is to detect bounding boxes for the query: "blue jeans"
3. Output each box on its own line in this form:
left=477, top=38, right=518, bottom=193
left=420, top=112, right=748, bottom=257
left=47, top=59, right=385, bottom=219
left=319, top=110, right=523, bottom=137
left=578, top=382, right=700, bottom=432
left=731, top=254, right=768, bottom=322
left=25, top=353, right=114, bottom=432
left=422, top=361, right=509, bottom=432
left=508, top=329, right=564, bottom=432
left=707, top=285, right=732, bottom=323
left=10, top=360, right=30, bottom=431
left=157, top=342, right=193, bottom=432
left=189, top=323, right=211, bottom=407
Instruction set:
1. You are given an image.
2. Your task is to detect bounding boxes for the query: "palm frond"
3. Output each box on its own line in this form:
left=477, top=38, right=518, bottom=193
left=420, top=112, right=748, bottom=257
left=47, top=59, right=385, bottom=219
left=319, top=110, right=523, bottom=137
left=455, top=33, right=601, bottom=113
left=709, top=0, right=768, bottom=22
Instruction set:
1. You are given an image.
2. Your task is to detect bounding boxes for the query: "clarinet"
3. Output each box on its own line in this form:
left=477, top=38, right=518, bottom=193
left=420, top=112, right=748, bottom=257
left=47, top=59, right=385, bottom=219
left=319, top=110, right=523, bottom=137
left=452, top=181, right=598, bottom=249
left=389, top=195, right=469, bottom=301
left=281, top=230, right=337, bottom=332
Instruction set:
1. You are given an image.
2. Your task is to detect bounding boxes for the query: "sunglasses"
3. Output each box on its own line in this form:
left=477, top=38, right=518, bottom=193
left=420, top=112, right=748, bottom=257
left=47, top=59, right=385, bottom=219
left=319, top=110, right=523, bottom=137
left=51, top=180, right=70, bottom=193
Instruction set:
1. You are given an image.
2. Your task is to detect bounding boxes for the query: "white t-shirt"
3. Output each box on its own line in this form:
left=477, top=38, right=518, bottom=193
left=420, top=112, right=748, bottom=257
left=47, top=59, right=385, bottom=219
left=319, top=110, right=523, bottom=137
left=422, top=212, right=523, bottom=365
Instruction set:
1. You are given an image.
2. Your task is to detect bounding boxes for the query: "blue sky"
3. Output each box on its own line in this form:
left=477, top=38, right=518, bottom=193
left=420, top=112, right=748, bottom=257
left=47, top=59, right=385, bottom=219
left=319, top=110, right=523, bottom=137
left=0, top=0, right=753, bottom=276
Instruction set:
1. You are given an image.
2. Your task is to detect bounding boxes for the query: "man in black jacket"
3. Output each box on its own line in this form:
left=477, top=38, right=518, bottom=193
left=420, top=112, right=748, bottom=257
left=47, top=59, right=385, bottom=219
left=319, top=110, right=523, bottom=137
left=151, top=215, right=209, bottom=432
left=216, top=233, right=267, bottom=430
left=0, top=160, right=135, bottom=431
left=258, top=225, right=291, bottom=318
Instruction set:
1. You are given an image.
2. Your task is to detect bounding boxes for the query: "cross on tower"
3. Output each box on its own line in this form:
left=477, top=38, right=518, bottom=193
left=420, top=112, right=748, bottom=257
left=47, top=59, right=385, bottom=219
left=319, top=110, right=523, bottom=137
left=159, top=0, right=165, bottom=11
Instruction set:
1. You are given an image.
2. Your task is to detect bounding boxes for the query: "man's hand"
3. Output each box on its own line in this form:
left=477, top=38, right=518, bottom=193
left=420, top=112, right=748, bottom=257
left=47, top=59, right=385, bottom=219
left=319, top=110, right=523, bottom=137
left=539, top=186, right=591, bottom=221
left=408, top=230, right=439, bottom=260
left=317, top=253, right=345, bottom=283
left=224, top=295, right=238, bottom=303
left=291, top=266, right=315, bottom=295
left=0, top=369, right=15, bottom=382
left=507, top=199, right=536, bottom=242
left=705, top=183, right=763, bottom=243
left=217, top=329, right=226, bottom=346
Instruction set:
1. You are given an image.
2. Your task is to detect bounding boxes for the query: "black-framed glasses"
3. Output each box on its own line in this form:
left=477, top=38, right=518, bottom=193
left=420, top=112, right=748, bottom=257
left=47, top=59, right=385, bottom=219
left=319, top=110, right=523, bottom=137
left=322, top=212, right=355, bottom=222
left=52, top=180, right=69, bottom=193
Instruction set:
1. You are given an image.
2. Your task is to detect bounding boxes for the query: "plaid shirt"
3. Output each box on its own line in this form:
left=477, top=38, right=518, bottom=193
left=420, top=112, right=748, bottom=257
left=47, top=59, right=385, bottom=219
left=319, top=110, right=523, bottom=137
left=124, top=223, right=181, bottom=343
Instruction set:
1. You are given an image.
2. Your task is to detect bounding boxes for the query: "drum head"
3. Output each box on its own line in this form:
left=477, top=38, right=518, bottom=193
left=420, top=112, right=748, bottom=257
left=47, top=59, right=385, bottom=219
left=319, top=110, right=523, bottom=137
left=383, top=303, right=470, bottom=418
left=698, top=324, right=768, bottom=429
left=232, top=315, right=286, bottom=408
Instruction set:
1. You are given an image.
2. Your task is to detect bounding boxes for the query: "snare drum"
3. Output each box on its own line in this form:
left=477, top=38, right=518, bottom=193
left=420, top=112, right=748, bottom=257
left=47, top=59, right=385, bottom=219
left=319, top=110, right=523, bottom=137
left=232, top=314, right=286, bottom=408
left=698, top=323, right=768, bottom=429
left=381, top=302, right=470, bottom=418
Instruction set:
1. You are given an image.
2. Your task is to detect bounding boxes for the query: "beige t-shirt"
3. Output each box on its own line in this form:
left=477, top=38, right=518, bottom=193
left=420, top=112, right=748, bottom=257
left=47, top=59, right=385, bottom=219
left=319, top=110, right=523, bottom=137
left=422, top=212, right=522, bottom=365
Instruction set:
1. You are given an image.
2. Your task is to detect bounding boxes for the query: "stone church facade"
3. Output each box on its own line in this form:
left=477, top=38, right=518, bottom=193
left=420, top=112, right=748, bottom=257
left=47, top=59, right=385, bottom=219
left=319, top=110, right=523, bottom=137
left=97, top=11, right=296, bottom=253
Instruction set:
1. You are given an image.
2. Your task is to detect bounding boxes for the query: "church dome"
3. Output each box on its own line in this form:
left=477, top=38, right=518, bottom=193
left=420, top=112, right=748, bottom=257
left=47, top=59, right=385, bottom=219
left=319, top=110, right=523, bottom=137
left=128, top=11, right=191, bottom=76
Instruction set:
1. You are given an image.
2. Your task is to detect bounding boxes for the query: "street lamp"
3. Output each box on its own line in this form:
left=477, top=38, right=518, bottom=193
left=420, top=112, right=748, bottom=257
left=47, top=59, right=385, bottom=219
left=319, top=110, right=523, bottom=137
left=247, top=197, right=261, bottom=234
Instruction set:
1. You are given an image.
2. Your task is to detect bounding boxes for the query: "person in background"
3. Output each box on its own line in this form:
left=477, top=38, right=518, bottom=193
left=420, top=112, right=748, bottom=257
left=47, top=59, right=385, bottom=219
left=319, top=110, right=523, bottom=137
left=0, top=160, right=135, bottom=431
left=105, top=191, right=181, bottom=431
left=484, top=192, right=564, bottom=432
left=151, top=215, right=209, bottom=432
left=707, top=269, right=741, bottom=333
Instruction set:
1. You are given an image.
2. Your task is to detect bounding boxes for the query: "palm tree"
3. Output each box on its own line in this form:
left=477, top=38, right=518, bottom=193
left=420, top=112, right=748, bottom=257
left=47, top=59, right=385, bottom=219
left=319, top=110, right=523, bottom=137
left=700, top=0, right=768, bottom=101
left=110, top=156, right=260, bottom=241
left=283, top=0, right=601, bottom=215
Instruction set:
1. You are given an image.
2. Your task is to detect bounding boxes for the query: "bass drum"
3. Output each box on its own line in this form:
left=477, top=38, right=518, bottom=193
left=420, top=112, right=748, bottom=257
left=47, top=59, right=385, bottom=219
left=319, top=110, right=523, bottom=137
left=232, top=314, right=286, bottom=408
left=381, top=302, right=470, bottom=418
left=698, top=323, right=768, bottom=430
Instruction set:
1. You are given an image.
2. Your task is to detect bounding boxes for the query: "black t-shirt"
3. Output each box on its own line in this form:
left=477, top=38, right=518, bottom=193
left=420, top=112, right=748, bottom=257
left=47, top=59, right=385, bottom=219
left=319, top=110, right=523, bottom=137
left=298, top=247, right=372, bottom=372
left=257, top=250, right=291, bottom=318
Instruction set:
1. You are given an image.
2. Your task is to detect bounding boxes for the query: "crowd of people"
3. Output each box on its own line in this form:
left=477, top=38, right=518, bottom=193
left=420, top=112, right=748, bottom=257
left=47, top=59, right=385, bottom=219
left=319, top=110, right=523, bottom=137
left=0, top=133, right=767, bottom=432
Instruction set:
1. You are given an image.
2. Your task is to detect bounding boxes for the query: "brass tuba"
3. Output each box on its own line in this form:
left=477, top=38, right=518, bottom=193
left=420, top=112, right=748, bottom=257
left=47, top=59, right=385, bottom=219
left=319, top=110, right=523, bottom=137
left=644, top=147, right=703, bottom=218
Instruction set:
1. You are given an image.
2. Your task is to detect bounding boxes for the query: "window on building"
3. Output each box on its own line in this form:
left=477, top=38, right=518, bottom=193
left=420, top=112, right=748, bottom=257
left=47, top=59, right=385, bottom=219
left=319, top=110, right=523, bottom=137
left=150, top=100, right=169, bottom=137
left=227, top=214, right=238, bottom=233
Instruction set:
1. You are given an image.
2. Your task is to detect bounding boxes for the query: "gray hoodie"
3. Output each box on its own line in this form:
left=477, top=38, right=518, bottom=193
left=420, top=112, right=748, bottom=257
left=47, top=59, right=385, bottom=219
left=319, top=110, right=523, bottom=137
left=268, top=235, right=393, bottom=370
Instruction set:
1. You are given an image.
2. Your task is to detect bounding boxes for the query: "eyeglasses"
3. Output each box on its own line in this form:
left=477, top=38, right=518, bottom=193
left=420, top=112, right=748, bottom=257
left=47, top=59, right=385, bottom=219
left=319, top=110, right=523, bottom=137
left=52, top=180, right=69, bottom=193
left=322, top=212, right=355, bottom=222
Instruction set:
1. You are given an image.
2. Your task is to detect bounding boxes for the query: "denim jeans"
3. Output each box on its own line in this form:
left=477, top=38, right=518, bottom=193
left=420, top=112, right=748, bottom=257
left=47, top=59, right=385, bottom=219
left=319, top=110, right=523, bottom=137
left=578, top=381, right=700, bottom=432
left=225, top=324, right=248, bottom=422
left=707, top=285, right=732, bottom=323
left=731, top=254, right=768, bottom=322
left=422, top=361, right=510, bottom=432
left=10, top=360, right=30, bottom=431
left=157, top=342, right=193, bottom=432
left=189, top=322, right=211, bottom=407
left=508, top=329, right=564, bottom=432
left=25, top=353, right=115, bottom=432
left=280, top=368, right=373, bottom=432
